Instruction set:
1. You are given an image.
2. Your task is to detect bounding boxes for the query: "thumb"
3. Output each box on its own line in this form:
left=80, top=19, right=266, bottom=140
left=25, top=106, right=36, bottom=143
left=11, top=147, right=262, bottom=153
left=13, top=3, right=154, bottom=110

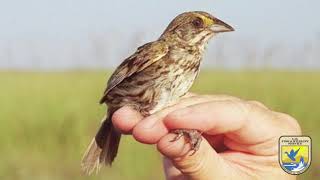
left=157, top=133, right=229, bottom=180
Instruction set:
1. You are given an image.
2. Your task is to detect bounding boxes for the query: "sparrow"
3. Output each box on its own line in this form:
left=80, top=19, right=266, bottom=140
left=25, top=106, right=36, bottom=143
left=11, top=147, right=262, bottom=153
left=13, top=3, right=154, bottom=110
left=81, top=11, right=234, bottom=175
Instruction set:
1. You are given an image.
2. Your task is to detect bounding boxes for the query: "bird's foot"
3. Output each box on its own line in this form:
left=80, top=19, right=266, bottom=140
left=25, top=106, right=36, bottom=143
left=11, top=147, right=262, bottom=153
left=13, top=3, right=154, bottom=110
left=171, top=129, right=202, bottom=155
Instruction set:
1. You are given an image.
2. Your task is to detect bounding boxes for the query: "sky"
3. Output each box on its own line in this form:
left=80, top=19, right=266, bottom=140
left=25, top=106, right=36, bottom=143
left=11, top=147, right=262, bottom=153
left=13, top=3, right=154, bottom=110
left=0, top=0, right=319, bottom=40
left=0, top=0, right=319, bottom=69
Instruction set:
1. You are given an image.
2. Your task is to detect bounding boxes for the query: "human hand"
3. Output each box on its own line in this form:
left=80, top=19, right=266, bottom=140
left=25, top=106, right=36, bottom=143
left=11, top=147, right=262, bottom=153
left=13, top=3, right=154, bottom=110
left=111, top=94, right=301, bottom=180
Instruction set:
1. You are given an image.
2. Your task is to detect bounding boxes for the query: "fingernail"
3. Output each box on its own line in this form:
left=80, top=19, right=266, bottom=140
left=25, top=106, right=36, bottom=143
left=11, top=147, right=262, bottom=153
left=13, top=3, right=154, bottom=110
left=140, top=117, right=158, bottom=129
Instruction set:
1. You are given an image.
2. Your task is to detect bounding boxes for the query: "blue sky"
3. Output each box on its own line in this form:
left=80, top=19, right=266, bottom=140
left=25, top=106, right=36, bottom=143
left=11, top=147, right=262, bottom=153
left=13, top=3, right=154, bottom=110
left=0, top=0, right=319, bottom=41
left=0, top=0, right=319, bottom=69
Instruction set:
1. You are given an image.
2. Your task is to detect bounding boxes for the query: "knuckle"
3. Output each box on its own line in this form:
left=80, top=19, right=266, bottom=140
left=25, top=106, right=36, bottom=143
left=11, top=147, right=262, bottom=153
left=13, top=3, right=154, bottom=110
left=275, top=112, right=302, bottom=135
left=227, top=99, right=251, bottom=123
left=247, top=100, right=268, bottom=109
left=208, top=94, right=242, bottom=101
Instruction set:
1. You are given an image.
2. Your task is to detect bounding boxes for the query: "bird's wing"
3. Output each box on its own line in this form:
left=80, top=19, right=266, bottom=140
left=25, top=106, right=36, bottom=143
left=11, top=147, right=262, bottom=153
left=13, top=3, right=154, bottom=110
left=294, top=148, right=300, bottom=155
left=290, top=149, right=294, bottom=155
left=99, top=41, right=169, bottom=104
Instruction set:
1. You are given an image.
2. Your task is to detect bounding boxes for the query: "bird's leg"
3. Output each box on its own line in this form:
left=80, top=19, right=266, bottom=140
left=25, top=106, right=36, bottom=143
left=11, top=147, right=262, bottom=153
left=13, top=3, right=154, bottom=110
left=171, top=129, right=202, bottom=154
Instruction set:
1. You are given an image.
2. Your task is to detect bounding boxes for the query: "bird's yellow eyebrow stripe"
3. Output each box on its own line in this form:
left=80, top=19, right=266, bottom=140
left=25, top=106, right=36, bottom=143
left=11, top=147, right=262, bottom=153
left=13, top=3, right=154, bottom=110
left=198, top=15, right=214, bottom=26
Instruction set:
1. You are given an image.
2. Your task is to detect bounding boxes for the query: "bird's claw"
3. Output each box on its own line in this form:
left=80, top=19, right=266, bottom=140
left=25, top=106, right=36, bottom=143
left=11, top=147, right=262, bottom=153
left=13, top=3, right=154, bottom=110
left=171, top=129, right=202, bottom=155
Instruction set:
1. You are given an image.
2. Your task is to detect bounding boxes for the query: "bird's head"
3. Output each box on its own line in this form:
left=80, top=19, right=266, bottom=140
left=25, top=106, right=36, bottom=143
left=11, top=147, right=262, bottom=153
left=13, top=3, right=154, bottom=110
left=161, top=11, right=234, bottom=46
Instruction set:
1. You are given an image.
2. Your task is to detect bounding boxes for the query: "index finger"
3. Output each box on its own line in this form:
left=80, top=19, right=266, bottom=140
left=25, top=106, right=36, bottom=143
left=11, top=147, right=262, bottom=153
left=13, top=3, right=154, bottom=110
left=164, top=100, right=301, bottom=146
left=132, top=95, right=239, bottom=144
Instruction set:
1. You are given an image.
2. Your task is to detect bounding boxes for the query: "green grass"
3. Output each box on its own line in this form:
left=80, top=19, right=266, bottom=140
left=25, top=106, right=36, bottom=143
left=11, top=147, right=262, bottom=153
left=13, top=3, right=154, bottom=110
left=0, top=71, right=319, bottom=180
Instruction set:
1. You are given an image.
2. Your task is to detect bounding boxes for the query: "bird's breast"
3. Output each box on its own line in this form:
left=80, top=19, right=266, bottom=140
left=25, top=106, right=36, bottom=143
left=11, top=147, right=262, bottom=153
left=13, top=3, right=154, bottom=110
left=149, top=48, right=201, bottom=114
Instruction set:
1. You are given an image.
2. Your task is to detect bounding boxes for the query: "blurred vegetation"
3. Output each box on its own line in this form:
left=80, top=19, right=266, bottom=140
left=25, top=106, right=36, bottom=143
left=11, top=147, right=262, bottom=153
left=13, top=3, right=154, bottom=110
left=0, top=70, right=319, bottom=180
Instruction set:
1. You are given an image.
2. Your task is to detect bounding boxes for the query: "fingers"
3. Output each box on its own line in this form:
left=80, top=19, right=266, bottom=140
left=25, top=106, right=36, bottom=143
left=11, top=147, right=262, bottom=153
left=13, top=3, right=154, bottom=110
left=111, top=94, right=237, bottom=142
left=111, top=106, right=143, bottom=134
left=132, top=94, right=238, bottom=144
left=163, top=100, right=274, bottom=144
left=158, top=133, right=229, bottom=180
left=111, top=95, right=301, bottom=180
left=164, top=100, right=249, bottom=135
left=157, top=134, right=194, bottom=158
left=112, top=95, right=300, bottom=150
left=163, top=157, right=187, bottom=180
left=163, top=99, right=301, bottom=155
left=132, top=114, right=169, bottom=144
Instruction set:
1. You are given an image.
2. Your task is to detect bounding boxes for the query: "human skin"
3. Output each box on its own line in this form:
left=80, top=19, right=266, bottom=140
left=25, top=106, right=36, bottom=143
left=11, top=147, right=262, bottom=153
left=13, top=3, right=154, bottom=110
left=111, top=94, right=301, bottom=180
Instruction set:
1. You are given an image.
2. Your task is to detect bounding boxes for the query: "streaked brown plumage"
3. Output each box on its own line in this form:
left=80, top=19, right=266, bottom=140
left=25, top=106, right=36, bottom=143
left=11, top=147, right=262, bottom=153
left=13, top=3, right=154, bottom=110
left=81, top=11, right=234, bottom=175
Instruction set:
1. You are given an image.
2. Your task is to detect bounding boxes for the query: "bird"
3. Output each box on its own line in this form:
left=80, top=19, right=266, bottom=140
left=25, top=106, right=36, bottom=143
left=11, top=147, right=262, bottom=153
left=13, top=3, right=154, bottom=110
left=81, top=11, right=234, bottom=175
left=285, top=148, right=300, bottom=161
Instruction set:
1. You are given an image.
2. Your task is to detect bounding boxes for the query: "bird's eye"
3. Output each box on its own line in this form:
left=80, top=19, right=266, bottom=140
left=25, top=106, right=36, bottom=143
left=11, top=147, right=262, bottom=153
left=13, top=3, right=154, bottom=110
left=192, top=18, right=204, bottom=28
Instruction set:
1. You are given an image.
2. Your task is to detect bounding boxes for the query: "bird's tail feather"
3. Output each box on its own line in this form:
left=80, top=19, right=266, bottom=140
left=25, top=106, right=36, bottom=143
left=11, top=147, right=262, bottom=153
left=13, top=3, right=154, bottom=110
left=81, top=138, right=103, bottom=174
left=81, top=114, right=121, bottom=175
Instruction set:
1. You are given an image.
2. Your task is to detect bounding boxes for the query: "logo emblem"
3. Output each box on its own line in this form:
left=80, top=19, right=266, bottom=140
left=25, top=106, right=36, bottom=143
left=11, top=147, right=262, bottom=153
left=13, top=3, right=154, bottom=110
left=279, top=136, right=312, bottom=175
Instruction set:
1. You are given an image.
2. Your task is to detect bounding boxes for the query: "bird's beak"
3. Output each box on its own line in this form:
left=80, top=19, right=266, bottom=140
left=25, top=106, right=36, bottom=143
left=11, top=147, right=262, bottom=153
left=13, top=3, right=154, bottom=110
left=210, top=18, right=234, bottom=33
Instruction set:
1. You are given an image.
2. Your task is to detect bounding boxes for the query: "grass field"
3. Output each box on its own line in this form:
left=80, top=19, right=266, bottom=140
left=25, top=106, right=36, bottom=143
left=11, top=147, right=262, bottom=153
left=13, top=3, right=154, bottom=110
left=0, top=71, right=319, bottom=180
